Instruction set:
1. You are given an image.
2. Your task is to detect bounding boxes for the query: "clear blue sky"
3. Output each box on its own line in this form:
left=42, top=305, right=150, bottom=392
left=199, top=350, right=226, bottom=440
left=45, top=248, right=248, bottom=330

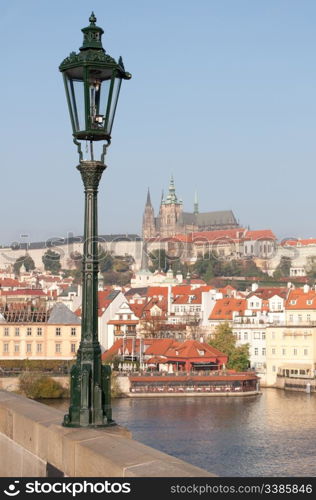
left=1, top=0, right=316, bottom=245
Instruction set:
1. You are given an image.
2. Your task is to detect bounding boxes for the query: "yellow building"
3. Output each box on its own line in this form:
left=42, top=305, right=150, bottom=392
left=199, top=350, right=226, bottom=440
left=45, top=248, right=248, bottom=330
left=0, top=303, right=81, bottom=361
left=266, top=325, right=316, bottom=385
left=265, top=287, right=316, bottom=385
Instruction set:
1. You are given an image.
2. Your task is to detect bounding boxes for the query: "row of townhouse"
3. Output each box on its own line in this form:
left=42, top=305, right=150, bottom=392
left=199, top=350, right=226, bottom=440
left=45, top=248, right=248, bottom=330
left=209, top=284, right=316, bottom=385
left=2, top=272, right=316, bottom=386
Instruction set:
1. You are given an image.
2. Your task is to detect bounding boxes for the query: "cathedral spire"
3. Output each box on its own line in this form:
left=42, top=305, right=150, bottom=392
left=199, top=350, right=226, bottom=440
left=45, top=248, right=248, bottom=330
left=146, top=188, right=152, bottom=206
left=165, top=175, right=179, bottom=204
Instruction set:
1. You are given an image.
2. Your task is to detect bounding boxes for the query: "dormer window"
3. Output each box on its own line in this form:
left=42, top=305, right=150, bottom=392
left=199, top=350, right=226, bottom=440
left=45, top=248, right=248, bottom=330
left=290, top=300, right=297, bottom=305
left=197, top=349, right=205, bottom=356
left=307, top=300, right=313, bottom=305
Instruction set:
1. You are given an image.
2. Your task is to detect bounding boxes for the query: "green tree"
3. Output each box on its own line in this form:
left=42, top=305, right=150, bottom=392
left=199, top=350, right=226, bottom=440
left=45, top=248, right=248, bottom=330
left=19, top=373, right=66, bottom=399
left=98, top=245, right=114, bottom=273
left=149, top=249, right=169, bottom=272
left=42, top=249, right=61, bottom=274
left=113, top=257, right=130, bottom=273
left=13, top=254, right=35, bottom=275
left=273, top=256, right=291, bottom=279
left=305, top=256, right=316, bottom=278
left=208, top=322, right=250, bottom=371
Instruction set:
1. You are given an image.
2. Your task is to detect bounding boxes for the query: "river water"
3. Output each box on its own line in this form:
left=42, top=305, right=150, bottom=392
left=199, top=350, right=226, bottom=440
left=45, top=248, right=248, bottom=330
left=45, top=389, right=316, bottom=477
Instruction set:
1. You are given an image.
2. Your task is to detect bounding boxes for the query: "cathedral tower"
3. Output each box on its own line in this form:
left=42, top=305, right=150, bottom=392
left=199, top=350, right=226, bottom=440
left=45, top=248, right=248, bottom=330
left=158, top=176, right=183, bottom=237
left=142, top=188, right=156, bottom=239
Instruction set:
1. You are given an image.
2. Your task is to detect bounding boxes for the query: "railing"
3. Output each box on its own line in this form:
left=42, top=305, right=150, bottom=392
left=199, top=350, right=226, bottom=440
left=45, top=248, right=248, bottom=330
left=117, top=370, right=255, bottom=378
left=0, top=368, right=71, bottom=377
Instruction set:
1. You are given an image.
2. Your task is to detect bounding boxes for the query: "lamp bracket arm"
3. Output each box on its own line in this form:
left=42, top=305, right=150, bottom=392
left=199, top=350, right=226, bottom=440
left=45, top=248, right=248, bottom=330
left=73, top=138, right=83, bottom=161
left=101, top=139, right=111, bottom=164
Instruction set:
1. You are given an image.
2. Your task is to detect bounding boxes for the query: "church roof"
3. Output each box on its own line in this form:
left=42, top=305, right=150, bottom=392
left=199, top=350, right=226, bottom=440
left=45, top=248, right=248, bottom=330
left=181, top=210, right=237, bottom=227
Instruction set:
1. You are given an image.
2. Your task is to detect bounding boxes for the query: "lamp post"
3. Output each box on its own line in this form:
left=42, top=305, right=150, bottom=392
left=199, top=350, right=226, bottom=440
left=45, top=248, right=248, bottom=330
left=59, top=13, right=131, bottom=427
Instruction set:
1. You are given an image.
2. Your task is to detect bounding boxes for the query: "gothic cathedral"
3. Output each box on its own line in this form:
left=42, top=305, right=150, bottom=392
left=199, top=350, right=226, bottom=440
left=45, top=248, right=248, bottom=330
left=142, top=177, right=239, bottom=239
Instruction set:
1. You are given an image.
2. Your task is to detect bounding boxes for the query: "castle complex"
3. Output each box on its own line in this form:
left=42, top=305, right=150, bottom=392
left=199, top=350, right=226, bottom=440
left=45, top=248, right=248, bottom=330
left=142, top=176, right=239, bottom=239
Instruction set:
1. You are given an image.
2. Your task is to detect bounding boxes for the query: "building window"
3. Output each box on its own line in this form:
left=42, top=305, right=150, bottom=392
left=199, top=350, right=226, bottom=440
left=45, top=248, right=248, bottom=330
left=71, top=328, right=76, bottom=336
left=4, top=328, right=9, bottom=337
left=282, top=348, right=286, bottom=356
left=26, top=344, right=32, bottom=353
left=289, top=315, right=293, bottom=323
left=290, top=300, right=297, bottom=305
left=293, top=348, right=298, bottom=356
left=71, top=343, right=76, bottom=353
left=304, top=349, right=308, bottom=356
left=15, top=327, right=20, bottom=337
left=272, top=348, right=276, bottom=355
left=307, top=314, right=311, bottom=323
left=14, top=343, right=19, bottom=353
left=244, top=333, right=248, bottom=340
left=262, top=332, right=266, bottom=340
left=174, top=306, right=179, bottom=313
left=272, top=365, right=276, bottom=372
left=56, top=328, right=61, bottom=336
left=55, top=343, right=61, bottom=353
left=27, top=328, right=32, bottom=336
left=254, top=332, right=260, bottom=340
left=262, top=348, right=266, bottom=356
left=298, top=315, right=302, bottom=323
left=37, top=328, right=42, bottom=336
left=3, top=343, right=9, bottom=353
left=36, top=343, right=42, bottom=353
left=254, top=348, right=258, bottom=356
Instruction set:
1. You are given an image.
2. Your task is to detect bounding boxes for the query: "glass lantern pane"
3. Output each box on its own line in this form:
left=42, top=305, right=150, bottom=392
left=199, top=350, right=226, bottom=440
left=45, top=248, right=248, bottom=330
left=88, top=79, right=111, bottom=131
left=107, top=77, right=122, bottom=134
left=65, top=77, right=85, bottom=132
left=107, top=78, right=122, bottom=134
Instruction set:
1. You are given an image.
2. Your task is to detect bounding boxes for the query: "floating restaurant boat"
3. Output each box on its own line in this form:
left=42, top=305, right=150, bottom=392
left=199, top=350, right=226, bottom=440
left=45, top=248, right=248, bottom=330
left=128, top=372, right=260, bottom=397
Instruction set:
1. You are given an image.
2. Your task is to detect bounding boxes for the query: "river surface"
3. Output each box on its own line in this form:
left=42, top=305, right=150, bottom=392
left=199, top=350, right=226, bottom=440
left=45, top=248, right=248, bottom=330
left=45, top=389, right=316, bottom=477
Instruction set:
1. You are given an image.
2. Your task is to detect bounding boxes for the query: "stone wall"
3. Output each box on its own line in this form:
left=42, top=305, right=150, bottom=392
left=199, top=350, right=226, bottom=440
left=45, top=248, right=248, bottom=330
left=0, top=391, right=213, bottom=477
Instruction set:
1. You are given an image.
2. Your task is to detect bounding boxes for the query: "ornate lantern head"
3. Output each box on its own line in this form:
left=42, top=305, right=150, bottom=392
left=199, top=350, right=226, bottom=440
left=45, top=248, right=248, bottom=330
left=59, top=13, right=131, bottom=154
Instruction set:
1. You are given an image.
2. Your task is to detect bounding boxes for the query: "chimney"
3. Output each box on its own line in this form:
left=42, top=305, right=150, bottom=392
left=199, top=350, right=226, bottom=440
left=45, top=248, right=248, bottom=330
left=303, top=284, right=310, bottom=294
left=251, top=283, right=258, bottom=292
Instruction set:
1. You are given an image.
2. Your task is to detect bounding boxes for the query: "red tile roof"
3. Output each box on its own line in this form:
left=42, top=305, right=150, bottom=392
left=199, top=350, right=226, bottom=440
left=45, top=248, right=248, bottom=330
left=145, top=339, right=179, bottom=356
left=243, top=230, right=276, bottom=241
left=247, top=288, right=287, bottom=300
left=0, top=289, right=46, bottom=296
left=285, top=288, right=316, bottom=309
left=282, top=238, right=316, bottom=247
left=0, top=279, right=21, bottom=288
left=147, top=287, right=168, bottom=297
left=129, top=302, right=146, bottom=318
left=165, top=340, right=227, bottom=360
left=209, top=298, right=246, bottom=320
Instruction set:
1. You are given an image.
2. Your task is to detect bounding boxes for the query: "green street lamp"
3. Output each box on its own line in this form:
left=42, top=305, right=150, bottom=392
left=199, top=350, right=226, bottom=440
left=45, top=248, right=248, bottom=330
left=59, top=13, right=131, bottom=427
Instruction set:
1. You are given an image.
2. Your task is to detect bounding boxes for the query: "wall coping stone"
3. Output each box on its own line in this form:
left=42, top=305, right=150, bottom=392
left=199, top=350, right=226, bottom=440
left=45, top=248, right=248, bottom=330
left=0, top=391, right=214, bottom=477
